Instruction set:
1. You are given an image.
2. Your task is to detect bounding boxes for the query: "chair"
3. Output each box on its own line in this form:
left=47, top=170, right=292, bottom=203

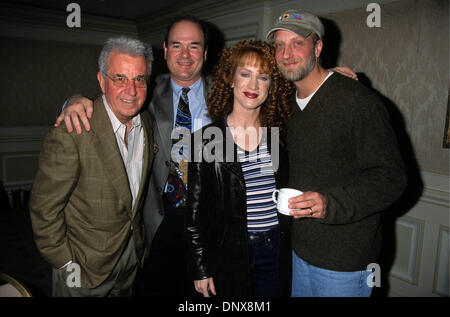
left=0, top=273, right=32, bottom=297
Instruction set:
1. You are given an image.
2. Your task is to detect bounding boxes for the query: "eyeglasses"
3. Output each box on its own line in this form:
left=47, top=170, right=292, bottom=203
left=103, top=72, right=148, bottom=88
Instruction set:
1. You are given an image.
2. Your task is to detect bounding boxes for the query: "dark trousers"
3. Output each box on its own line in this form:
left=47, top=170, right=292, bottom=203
left=248, top=228, right=280, bottom=297
left=135, top=200, right=196, bottom=297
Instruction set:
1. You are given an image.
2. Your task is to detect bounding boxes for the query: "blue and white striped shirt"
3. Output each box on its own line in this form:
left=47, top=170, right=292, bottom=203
left=237, top=138, right=278, bottom=232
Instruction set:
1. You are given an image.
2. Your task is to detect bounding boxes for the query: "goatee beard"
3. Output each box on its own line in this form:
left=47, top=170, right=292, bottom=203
left=279, top=53, right=316, bottom=82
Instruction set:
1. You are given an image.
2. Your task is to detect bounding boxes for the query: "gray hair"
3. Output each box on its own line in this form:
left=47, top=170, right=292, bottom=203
left=98, top=36, right=154, bottom=78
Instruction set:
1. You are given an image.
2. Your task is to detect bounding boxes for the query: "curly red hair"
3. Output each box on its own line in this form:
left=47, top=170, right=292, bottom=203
left=207, top=40, right=293, bottom=142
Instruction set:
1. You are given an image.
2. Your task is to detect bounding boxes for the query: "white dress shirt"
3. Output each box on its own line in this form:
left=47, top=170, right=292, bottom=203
left=102, top=95, right=144, bottom=209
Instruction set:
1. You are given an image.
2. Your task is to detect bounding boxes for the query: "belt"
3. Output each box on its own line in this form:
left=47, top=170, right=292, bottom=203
left=248, top=227, right=279, bottom=241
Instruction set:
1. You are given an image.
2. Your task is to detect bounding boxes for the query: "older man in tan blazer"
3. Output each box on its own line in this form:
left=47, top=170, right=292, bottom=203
left=30, top=36, right=154, bottom=297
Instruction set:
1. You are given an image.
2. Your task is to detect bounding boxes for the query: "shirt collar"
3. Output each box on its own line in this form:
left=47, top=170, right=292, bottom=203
left=170, top=77, right=202, bottom=97
left=102, top=95, right=141, bottom=134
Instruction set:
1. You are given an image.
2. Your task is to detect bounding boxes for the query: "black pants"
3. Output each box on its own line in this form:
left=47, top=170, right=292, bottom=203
left=134, top=200, right=197, bottom=297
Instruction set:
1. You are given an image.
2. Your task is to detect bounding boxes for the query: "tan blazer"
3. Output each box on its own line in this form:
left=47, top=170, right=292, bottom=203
left=30, top=97, right=154, bottom=288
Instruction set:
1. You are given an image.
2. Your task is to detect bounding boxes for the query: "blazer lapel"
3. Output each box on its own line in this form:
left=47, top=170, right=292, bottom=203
left=202, top=76, right=211, bottom=98
left=151, top=76, right=173, bottom=162
left=91, top=97, right=132, bottom=211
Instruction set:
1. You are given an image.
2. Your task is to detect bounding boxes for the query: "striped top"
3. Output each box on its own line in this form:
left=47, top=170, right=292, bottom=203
left=237, top=137, right=278, bottom=232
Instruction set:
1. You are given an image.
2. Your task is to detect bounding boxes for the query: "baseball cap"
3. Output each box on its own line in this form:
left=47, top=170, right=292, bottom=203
left=266, top=9, right=324, bottom=41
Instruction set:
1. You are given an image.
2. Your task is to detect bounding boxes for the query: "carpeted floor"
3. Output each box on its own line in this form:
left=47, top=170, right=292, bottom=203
left=0, top=206, right=52, bottom=297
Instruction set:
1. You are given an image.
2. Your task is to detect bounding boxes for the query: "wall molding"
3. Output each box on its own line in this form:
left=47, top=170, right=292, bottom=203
left=137, top=0, right=264, bottom=45
left=0, top=126, right=50, bottom=152
left=0, top=3, right=138, bottom=44
left=0, top=126, right=50, bottom=141
left=433, top=226, right=449, bottom=296
left=2, top=153, right=39, bottom=190
left=388, top=170, right=449, bottom=296
left=420, top=172, right=450, bottom=207
left=390, top=216, right=425, bottom=285
left=0, top=126, right=51, bottom=191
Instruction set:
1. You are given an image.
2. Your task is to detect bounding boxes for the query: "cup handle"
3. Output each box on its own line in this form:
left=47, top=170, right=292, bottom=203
left=272, top=189, right=279, bottom=203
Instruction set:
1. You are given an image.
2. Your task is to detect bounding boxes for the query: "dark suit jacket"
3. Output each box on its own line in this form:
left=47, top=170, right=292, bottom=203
left=30, top=96, right=154, bottom=288
left=143, top=73, right=210, bottom=248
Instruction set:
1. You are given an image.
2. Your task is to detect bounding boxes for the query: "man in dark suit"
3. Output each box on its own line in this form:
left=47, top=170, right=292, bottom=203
left=30, top=36, right=154, bottom=296
left=140, top=16, right=211, bottom=296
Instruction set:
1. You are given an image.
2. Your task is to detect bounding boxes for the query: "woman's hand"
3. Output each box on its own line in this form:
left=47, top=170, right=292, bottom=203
left=194, top=277, right=216, bottom=297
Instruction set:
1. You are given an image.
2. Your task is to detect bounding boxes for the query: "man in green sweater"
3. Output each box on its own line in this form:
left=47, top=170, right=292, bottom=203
left=267, top=9, right=406, bottom=297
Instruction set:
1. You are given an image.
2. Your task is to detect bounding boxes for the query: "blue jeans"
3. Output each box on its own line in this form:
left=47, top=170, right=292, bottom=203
left=248, top=229, right=280, bottom=297
left=291, top=251, right=373, bottom=297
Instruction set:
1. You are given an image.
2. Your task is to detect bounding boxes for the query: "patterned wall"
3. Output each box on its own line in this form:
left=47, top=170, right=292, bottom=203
left=0, top=37, right=102, bottom=126
left=323, top=0, right=449, bottom=174
left=0, top=0, right=448, bottom=176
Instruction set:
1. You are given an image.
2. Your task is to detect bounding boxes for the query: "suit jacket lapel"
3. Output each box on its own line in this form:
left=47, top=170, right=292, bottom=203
left=91, top=97, right=133, bottom=211
left=202, top=76, right=211, bottom=98
left=151, top=76, right=173, bottom=162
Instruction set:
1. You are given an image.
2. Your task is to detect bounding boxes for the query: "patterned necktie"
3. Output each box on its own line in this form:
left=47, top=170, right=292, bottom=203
left=166, top=87, right=191, bottom=207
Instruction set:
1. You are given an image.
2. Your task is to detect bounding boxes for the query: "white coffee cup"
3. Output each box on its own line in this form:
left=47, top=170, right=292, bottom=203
left=272, top=188, right=304, bottom=215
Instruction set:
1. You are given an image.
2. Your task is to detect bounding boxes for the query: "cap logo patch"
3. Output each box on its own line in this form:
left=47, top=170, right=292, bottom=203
left=279, top=13, right=303, bottom=21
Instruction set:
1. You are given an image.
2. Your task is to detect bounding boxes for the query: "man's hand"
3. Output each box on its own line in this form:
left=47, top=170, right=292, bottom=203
left=330, top=66, right=358, bottom=81
left=54, top=94, right=94, bottom=134
left=288, top=191, right=327, bottom=219
left=194, top=277, right=216, bottom=297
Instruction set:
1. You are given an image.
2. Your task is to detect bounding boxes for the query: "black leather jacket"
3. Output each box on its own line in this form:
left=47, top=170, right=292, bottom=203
left=186, top=117, right=291, bottom=297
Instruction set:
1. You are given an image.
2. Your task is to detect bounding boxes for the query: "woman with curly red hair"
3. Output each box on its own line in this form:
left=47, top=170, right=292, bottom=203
left=186, top=40, right=293, bottom=297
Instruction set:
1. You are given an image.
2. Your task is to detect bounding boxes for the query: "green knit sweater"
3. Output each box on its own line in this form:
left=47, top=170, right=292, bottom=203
left=288, top=72, right=406, bottom=271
